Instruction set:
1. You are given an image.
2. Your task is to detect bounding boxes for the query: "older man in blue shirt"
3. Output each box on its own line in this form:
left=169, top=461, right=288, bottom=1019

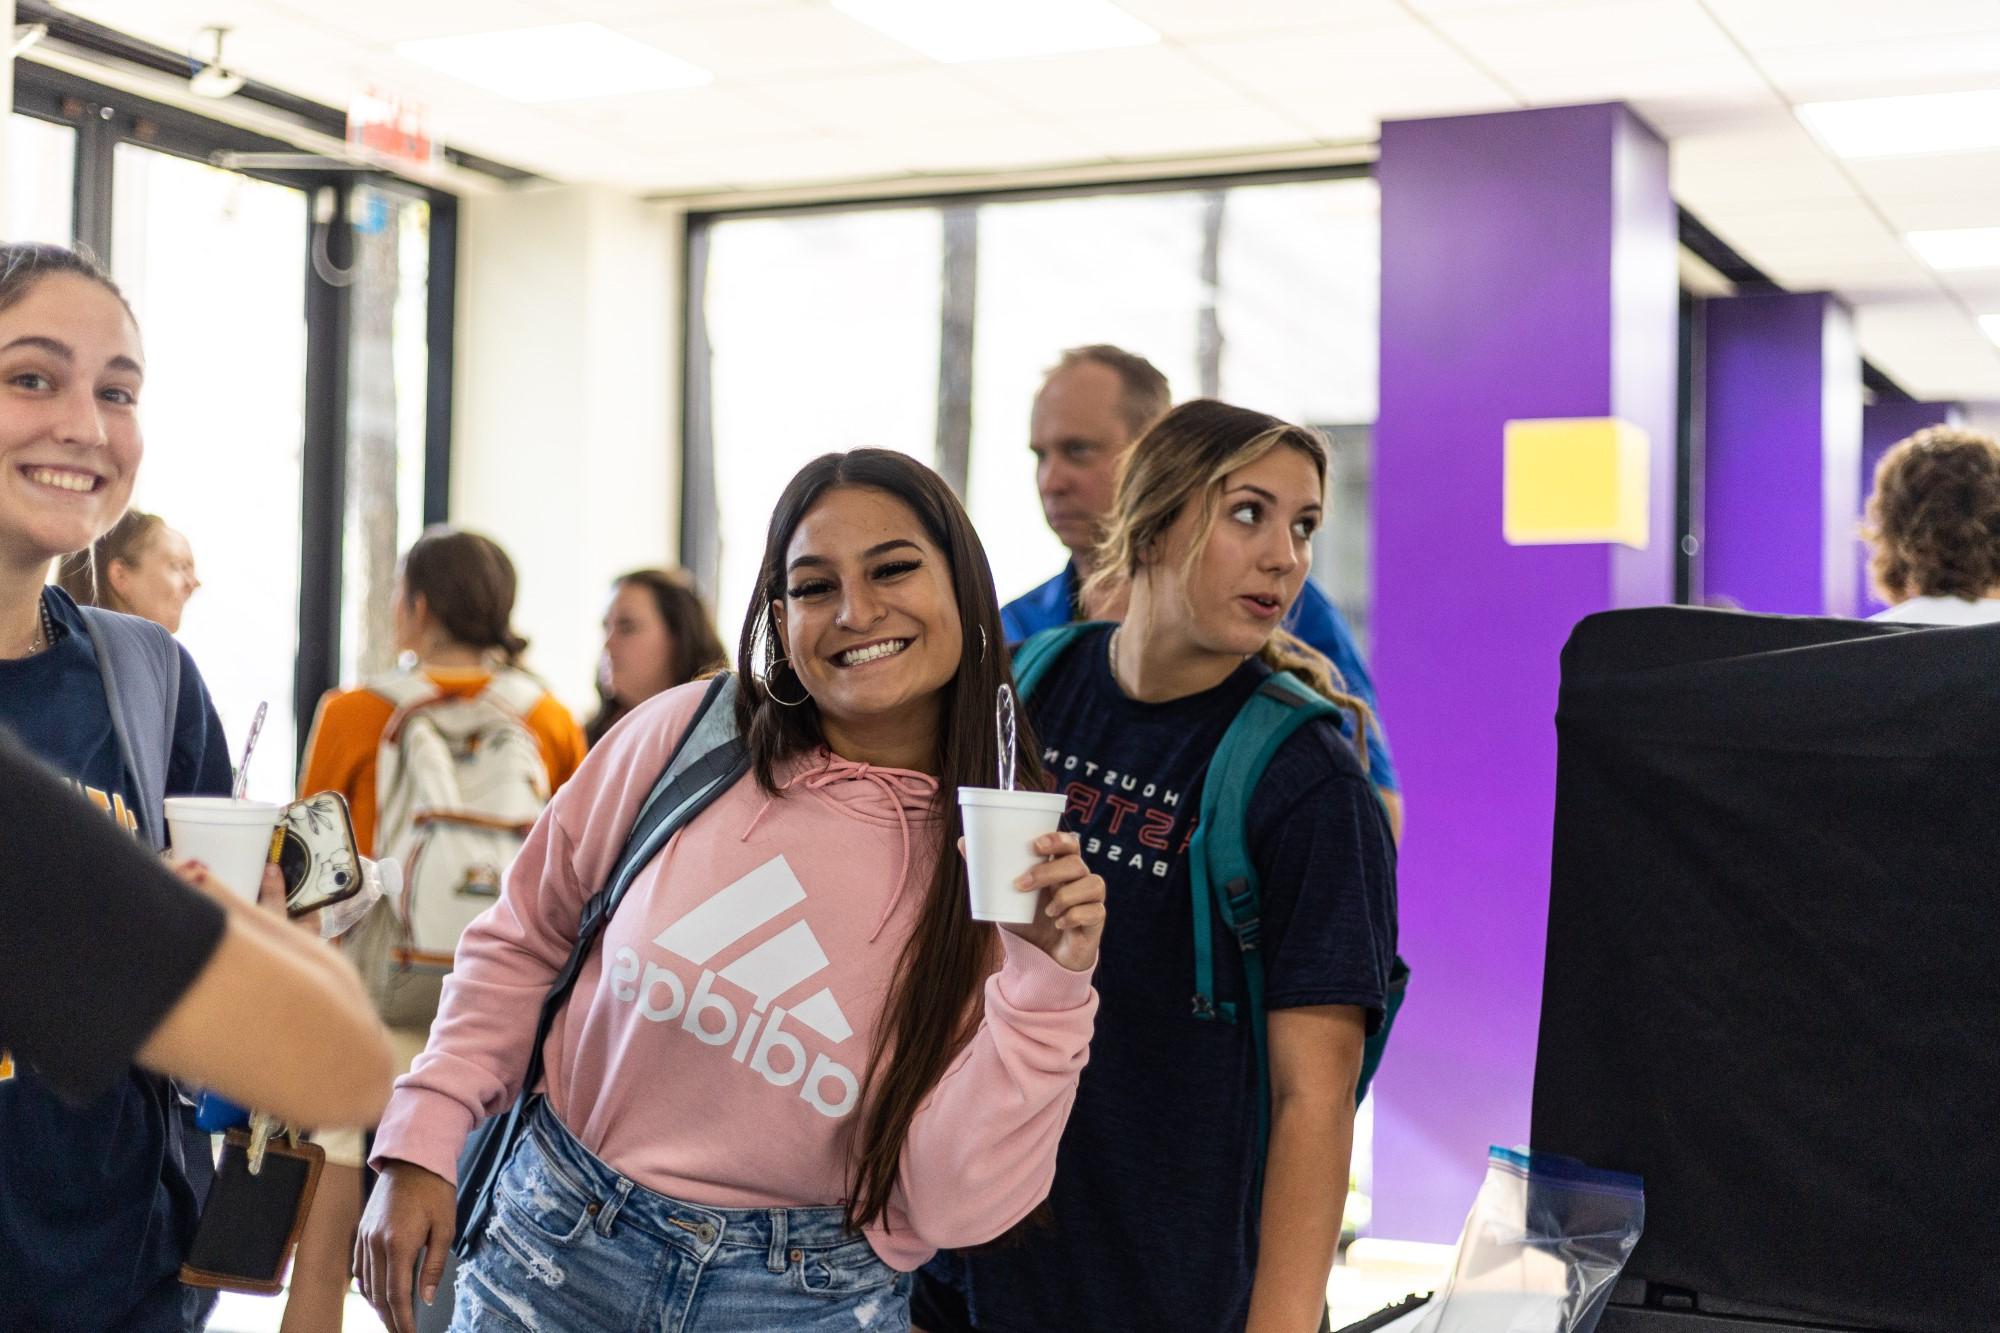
left=1000, top=344, right=1402, bottom=836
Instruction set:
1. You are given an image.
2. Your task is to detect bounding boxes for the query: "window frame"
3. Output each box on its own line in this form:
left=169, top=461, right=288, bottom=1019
left=12, top=60, right=461, bottom=760
left=677, top=163, right=1377, bottom=602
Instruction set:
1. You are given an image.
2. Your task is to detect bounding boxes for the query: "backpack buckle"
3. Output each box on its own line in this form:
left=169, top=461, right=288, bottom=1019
left=1224, top=879, right=1262, bottom=953
left=1191, top=993, right=1218, bottom=1020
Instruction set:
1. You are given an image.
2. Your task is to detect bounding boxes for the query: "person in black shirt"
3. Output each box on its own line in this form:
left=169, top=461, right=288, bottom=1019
left=919, top=401, right=1398, bottom=1333
left=0, top=727, right=396, bottom=1120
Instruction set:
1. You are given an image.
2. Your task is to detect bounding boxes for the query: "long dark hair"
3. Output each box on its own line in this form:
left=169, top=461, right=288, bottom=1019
left=733, top=449, right=1043, bottom=1233
left=400, top=526, right=529, bottom=665
left=586, top=568, right=728, bottom=746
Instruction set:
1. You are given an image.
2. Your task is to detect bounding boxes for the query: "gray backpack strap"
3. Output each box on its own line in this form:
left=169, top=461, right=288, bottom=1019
left=79, top=606, right=182, bottom=850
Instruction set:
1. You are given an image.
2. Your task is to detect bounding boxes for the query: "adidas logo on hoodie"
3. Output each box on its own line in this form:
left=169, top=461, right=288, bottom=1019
left=608, top=855, right=862, bottom=1119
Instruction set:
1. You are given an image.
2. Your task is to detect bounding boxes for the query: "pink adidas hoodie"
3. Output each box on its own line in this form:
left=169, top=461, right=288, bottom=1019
left=370, top=680, right=1098, bottom=1270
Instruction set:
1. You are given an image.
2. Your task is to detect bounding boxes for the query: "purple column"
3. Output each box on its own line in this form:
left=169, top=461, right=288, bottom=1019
left=1703, top=292, right=1863, bottom=616
left=1856, top=401, right=1963, bottom=614
left=1372, top=104, right=1677, bottom=1241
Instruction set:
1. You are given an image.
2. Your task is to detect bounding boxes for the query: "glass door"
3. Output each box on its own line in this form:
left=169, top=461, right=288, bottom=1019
left=111, top=144, right=309, bottom=798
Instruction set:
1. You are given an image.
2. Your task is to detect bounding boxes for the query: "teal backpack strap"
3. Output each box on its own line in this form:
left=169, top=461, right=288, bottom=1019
left=1010, top=621, right=1110, bottom=700
left=1188, top=673, right=1344, bottom=1174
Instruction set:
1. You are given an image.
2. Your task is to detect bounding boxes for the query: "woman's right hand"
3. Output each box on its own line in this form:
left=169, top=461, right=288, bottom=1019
left=355, top=1159, right=458, bottom=1333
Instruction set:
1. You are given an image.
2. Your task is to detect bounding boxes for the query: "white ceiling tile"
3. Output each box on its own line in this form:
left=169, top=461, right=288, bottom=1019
left=1069, top=99, right=1321, bottom=160
left=1188, top=19, right=1519, bottom=137
left=1874, top=193, right=2000, bottom=233
left=1630, top=87, right=1790, bottom=137
left=1671, top=114, right=1859, bottom=207
left=543, top=0, right=803, bottom=19
left=563, top=85, right=812, bottom=143
left=638, top=133, right=916, bottom=192
left=1854, top=299, right=2000, bottom=398
left=1114, top=0, right=1408, bottom=39
left=1401, top=0, right=1606, bottom=11
left=301, top=0, right=556, bottom=48
left=955, top=44, right=1253, bottom=116
left=1705, top=205, right=1913, bottom=270
left=1756, top=32, right=2000, bottom=102
left=1705, top=0, right=2000, bottom=52
left=1941, top=270, right=2000, bottom=305
left=1758, top=257, right=1939, bottom=302
left=613, top=7, right=924, bottom=81
left=1847, top=151, right=2000, bottom=208
left=893, top=122, right=1103, bottom=174
left=1433, top=0, right=1745, bottom=72
left=752, top=67, right=1031, bottom=134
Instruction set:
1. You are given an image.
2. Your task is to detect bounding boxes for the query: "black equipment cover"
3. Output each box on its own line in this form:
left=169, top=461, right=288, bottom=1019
left=1533, top=607, right=2000, bottom=1333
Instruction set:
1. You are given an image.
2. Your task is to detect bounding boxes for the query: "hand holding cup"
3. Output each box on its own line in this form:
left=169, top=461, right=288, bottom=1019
left=991, top=829, right=1105, bottom=972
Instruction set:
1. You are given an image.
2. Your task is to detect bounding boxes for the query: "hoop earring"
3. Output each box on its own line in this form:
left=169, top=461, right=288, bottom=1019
left=764, top=658, right=812, bottom=708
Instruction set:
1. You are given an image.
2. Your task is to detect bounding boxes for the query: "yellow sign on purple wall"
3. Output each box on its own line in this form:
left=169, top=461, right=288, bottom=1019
left=1502, top=416, right=1651, bottom=549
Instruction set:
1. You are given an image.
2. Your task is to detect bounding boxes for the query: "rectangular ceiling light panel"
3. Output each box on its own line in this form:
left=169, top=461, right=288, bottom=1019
left=396, top=23, right=711, bottom=102
left=1798, top=90, right=2000, bottom=159
left=831, top=0, right=1159, bottom=63
left=1907, top=227, right=2000, bottom=271
left=1982, top=314, right=2000, bottom=347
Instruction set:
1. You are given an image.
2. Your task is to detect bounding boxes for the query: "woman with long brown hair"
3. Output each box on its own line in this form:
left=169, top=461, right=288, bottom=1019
left=355, top=450, right=1106, bottom=1332
left=918, top=400, right=1398, bottom=1333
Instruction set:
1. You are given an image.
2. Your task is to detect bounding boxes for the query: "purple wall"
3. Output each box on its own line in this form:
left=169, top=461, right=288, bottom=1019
left=1372, top=104, right=1678, bottom=1241
left=1856, top=401, right=1963, bottom=613
left=1703, top=292, right=1863, bottom=616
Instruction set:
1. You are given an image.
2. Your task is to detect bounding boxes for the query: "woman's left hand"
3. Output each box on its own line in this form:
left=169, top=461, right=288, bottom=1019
left=997, top=831, right=1106, bottom=973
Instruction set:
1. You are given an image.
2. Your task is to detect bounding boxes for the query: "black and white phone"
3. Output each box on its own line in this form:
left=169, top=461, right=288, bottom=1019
left=274, top=791, right=365, bottom=920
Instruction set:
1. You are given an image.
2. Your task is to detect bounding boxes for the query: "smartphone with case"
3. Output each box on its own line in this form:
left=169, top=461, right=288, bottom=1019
left=275, top=791, right=365, bottom=920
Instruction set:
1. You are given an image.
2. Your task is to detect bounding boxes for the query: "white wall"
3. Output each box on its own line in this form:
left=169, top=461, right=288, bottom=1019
left=449, top=185, right=683, bottom=720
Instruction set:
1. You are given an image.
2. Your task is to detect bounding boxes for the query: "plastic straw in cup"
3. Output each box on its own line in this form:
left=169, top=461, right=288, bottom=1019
left=231, top=701, right=268, bottom=801
left=995, top=683, right=1018, bottom=792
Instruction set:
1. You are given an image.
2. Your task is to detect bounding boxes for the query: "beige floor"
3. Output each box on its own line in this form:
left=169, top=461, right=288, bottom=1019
left=207, top=1241, right=1452, bottom=1332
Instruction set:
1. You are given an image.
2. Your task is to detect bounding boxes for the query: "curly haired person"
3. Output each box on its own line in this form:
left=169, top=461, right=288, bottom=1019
left=1864, top=425, right=2000, bottom=625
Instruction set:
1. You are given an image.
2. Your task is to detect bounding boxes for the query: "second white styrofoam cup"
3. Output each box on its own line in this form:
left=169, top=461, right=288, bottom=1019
left=164, top=796, right=284, bottom=903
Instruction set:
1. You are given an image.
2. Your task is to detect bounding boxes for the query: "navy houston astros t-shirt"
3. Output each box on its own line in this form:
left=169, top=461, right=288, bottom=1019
left=0, top=586, right=233, bottom=1331
left=953, top=626, right=1398, bottom=1333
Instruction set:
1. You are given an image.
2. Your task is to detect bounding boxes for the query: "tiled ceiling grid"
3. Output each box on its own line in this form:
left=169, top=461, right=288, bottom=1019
left=45, top=0, right=2000, bottom=400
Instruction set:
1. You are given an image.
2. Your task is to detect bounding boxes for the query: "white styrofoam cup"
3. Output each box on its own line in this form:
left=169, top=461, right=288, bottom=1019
left=164, top=797, right=284, bottom=903
left=959, top=787, right=1068, bottom=924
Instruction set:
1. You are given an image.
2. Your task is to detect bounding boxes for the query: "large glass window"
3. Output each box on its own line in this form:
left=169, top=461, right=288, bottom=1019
left=111, top=145, right=309, bottom=798
left=8, top=114, right=75, bottom=244
left=688, top=172, right=1380, bottom=643
left=340, top=184, right=433, bottom=682
left=704, top=208, right=942, bottom=635
left=968, top=191, right=1208, bottom=605
left=1215, top=177, right=1380, bottom=649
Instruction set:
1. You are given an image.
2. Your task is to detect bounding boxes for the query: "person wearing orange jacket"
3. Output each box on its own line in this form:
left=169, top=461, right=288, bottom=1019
left=288, top=526, right=584, bottom=1332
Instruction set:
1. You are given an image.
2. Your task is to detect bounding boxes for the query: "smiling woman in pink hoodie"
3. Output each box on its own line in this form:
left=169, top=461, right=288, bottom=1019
left=356, top=450, right=1106, bottom=1333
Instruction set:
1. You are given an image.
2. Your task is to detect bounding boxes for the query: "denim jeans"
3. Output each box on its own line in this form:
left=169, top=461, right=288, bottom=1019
left=454, top=1099, right=911, bottom=1332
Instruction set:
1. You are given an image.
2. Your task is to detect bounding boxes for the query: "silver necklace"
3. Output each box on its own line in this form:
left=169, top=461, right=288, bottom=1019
left=18, top=597, right=53, bottom=657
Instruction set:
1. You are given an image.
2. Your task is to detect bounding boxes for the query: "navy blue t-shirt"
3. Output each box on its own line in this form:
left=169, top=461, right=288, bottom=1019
left=0, top=586, right=233, bottom=1331
left=951, top=627, right=1397, bottom=1333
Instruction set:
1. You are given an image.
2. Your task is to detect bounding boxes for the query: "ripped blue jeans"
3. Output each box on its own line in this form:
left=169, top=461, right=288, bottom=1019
left=454, top=1100, right=911, bottom=1332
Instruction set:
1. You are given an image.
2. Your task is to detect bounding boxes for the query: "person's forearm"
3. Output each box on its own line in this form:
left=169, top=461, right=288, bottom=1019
left=1245, top=1094, right=1354, bottom=1333
left=139, top=869, right=394, bottom=1126
left=1376, top=788, right=1404, bottom=843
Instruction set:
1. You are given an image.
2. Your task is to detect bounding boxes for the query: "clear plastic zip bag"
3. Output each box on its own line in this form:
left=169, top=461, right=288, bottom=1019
left=1411, top=1146, right=1644, bottom=1333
